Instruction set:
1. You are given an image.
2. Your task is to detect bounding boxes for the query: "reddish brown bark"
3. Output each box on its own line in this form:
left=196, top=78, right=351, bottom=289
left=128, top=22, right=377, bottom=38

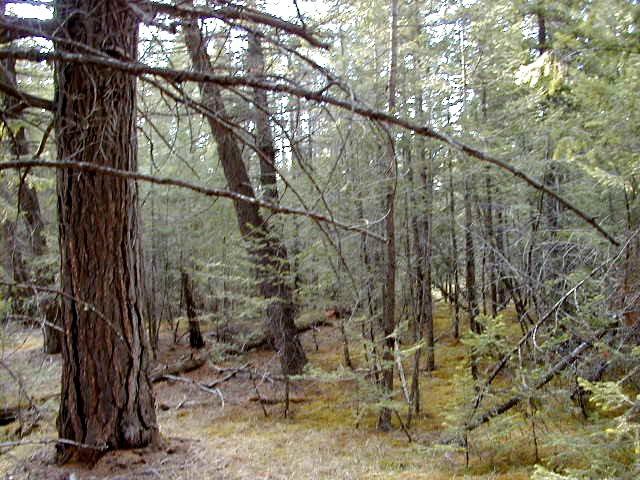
left=54, top=0, right=158, bottom=463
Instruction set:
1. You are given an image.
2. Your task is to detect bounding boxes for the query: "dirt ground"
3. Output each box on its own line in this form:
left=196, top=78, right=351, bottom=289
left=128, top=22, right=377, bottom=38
left=1, top=310, right=542, bottom=479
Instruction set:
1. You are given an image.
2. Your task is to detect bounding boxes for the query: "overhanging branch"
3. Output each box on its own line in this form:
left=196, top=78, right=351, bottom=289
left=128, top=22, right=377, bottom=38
left=0, top=15, right=58, bottom=43
left=0, top=76, right=53, bottom=112
left=143, top=1, right=329, bottom=49
left=0, top=46, right=618, bottom=246
left=0, top=159, right=386, bottom=242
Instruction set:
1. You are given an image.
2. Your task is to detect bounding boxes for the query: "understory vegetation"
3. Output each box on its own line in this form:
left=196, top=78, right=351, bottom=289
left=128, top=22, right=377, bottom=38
left=1, top=0, right=639, bottom=478
left=2, top=306, right=629, bottom=479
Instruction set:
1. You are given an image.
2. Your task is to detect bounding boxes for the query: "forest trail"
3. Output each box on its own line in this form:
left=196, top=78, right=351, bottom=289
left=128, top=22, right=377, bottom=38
left=1, top=305, right=544, bottom=479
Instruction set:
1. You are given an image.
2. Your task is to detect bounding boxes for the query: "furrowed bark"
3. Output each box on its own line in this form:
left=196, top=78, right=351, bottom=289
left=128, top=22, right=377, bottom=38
left=54, top=0, right=158, bottom=463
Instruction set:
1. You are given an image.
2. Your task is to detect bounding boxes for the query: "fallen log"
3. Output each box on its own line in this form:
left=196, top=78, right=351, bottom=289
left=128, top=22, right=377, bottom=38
left=220, top=319, right=333, bottom=355
left=150, top=353, right=208, bottom=383
left=0, top=407, right=19, bottom=426
left=159, top=374, right=224, bottom=403
left=248, top=395, right=307, bottom=405
left=206, top=363, right=250, bottom=388
left=158, top=399, right=218, bottom=411
left=0, top=393, right=59, bottom=426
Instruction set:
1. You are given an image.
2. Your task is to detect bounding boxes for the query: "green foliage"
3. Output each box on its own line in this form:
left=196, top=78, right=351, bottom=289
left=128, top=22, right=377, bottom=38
left=535, top=377, right=640, bottom=479
left=462, top=314, right=510, bottom=361
left=515, top=51, right=567, bottom=95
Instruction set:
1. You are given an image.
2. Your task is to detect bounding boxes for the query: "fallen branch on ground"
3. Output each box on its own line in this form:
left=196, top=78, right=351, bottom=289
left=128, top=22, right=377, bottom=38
left=158, top=374, right=224, bottom=407
left=468, top=232, right=637, bottom=417
left=150, top=353, right=208, bottom=382
left=158, top=399, right=219, bottom=411
left=464, top=339, right=594, bottom=433
left=206, top=363, right=250, bottom=388
left=248, top=395, right=307, bottom=405
left=0, top=437, right=108, bottom=452
left=220, top=319, right=334, bottom=355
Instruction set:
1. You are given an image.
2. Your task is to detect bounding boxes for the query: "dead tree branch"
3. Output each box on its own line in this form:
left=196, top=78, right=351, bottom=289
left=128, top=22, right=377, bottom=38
left=0, top=159, right=386, bottom=241
left=0, top=46, right=617, bottom=245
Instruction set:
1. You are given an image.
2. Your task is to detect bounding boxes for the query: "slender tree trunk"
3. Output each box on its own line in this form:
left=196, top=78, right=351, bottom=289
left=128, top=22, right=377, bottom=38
left=0, top=57, right=40, bottom=316
left=54, top=0, right=158, bottom=463
left=1, top=55, right=59, bottom=350
left=537, top=10, right=548, bottom=55
left=448, top=156, right=461, bottom=339
left=181, top=271, right=205, bottom=349
left=0, top=55, right=47, bottom=262
left=407, top=148, right=423, bottom=417
left=247, top=33, right=278, bottom=203
left=17, top=177, right=47, bottom=260
left=421, top=154, right=435, bottom=372
left=146, top=157, right=160, bottom=357
left=182, top=14, right=306, bottom=374
left=485, top=175, right=498, bottom=317
left=0, top=186, right=28, bottom=316
left=0, top=218, right=28, bottom=285
left=464, top=177, right=480, bottom=380
left=40, top=293, right=62, bottom=354
left=495, top=208, right=509, bottom=308
left=378, top=0, right=398, bottom=432
left=622, top=189, right=640, bottom=326
left=358, top=199, right=381, bottom=383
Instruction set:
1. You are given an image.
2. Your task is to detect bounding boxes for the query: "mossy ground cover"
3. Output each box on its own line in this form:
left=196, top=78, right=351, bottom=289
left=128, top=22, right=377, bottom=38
left=0, top=305, right=590, bottom=479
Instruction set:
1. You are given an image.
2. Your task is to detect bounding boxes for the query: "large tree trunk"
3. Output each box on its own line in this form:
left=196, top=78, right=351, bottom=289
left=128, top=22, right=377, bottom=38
left=54, top=0, right=158, bottom=463
left=484, top=174, right=498, bottom=317
left=182, top=14, right=306, bottom=375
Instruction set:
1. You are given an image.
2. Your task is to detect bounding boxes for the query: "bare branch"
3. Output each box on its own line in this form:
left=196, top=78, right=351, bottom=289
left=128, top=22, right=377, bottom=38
left=0, top=76, right=53, bottom=112
left=0, top=159, right=386, bottom=241
left=468, top=228, right=638, bottom=417
left=0, top=15, right=57, bottom=43
left=0, top=47, right=617, bottom=245
left=142, top=0, right=329, bottom=49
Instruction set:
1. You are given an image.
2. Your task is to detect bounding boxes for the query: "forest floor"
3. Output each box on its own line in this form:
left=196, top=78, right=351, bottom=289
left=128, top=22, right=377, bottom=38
left=0, top=305, right=572, bottom=479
